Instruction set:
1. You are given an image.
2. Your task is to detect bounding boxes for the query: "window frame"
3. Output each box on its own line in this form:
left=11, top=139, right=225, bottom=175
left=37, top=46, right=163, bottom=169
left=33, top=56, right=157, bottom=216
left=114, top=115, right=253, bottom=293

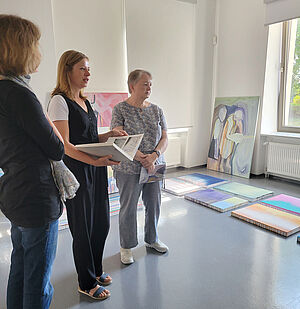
left=278, top=19, right=300, bottom=133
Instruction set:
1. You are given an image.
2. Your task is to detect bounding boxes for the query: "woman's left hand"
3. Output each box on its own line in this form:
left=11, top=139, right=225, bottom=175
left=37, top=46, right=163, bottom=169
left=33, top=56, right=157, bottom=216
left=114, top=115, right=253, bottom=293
left=140, top=153, right=157, bottom=168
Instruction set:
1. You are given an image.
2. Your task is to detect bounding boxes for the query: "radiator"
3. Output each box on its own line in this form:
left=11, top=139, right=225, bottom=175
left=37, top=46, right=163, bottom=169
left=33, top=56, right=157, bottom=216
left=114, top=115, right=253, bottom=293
left=266, top=142, right=300, bottom=181
left=164, top=137, right=181, bottom=168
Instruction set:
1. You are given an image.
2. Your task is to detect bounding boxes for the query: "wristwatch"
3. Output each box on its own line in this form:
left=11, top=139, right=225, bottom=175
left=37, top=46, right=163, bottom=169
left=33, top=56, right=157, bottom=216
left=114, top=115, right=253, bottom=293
left=153, top=149, right=161, bottom=157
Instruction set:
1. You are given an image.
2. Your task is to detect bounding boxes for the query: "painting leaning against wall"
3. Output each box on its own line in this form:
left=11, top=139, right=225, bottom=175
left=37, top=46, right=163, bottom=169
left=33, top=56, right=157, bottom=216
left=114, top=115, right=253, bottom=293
left=207, top=96, right=260, bottom=178
left=85, top=92, right=128, bottom=128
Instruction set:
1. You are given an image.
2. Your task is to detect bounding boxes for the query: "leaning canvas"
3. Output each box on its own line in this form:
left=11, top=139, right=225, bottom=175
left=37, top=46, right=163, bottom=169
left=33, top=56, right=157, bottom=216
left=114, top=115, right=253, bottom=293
left=214, top=182, right=273, bottom=201
left=260, top=194, right=300, bottom=216
left=231, top=203, right=300, bottom=237
left=207, top=96, right=260, bottom=178
left=85, top=92, right=128, bottom=128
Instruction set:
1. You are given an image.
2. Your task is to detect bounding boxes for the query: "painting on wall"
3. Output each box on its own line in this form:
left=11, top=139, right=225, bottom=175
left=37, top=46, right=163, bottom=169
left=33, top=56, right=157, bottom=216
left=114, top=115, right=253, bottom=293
left=85, top=92, right=128, bottom=128
left=207, top=96, right=260, bottom=178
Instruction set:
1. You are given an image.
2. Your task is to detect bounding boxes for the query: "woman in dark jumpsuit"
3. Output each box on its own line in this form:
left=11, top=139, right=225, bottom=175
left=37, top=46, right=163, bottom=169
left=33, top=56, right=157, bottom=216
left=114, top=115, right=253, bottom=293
left=48, top=50, right=126, bottom=300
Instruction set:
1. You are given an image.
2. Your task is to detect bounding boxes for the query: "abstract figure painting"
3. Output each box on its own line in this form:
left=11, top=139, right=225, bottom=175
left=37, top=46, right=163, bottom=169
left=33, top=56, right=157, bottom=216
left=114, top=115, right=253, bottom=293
left=207, top=97, right=260, bottom=178
left=261, top=194, right=300, bottom=216
left=231, top=203, right=300, bottom=237
left=85, top=92, right=128, bottom=128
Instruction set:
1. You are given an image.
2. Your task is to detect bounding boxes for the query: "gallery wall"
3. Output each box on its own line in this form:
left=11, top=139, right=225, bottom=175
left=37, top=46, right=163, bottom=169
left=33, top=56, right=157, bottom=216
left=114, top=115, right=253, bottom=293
left=214, top=0, right=269, bottom=174
left=2, top=0, right=291, bottom=173
left=125, top=0, right=195, bottom=129
left=1, top=0, right=57, bottom=106
left=51, top=0, right=128, bottom=93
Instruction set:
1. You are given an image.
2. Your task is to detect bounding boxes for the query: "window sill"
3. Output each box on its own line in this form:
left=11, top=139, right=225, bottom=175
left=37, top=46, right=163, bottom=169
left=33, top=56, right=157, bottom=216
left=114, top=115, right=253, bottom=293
left=261, top=132, right=300, bottom=141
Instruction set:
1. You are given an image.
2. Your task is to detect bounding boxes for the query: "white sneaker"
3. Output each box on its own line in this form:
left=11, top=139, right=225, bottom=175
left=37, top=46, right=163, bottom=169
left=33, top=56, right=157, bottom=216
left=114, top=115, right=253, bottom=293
left=120, top=248, right=134, bottom=264
left=145, top=240, right=169, bottom=253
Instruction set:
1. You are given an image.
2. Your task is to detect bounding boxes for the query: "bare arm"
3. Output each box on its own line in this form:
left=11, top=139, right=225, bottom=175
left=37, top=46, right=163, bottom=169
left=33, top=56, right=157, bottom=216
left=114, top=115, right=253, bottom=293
left=53, top=120, right=119, bottom=167
left=45, top=114, right=64, bottom=144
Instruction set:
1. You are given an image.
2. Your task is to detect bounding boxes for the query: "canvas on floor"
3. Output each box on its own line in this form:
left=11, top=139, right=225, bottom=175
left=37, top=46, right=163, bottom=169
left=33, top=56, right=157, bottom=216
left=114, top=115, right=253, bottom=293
left=177, top=173, right=227, bottom=188
left=184, top=188, right=248, bottom=212
left=214, top=182, right=273, bottom=201
left=109, top=192, right=143, bottom=216
left=207, top=96, right=260, bottom=178
left=231, top=203, right=300, bottom=237
left=107, top=166, right=118, bottom=194
left=163, top=178, right=201, bottom=196
left=260, top=194, right=300, bottom=216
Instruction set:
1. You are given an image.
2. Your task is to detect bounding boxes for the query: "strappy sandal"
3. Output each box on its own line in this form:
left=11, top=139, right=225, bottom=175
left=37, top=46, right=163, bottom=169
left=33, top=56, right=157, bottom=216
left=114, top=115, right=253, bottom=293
left=96, top=272, right=112, bottom=286
left=78, top=286, right=110, bottom=300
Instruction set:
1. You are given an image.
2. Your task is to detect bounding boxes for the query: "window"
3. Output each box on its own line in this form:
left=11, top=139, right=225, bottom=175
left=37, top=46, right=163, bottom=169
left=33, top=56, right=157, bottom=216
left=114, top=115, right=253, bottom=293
left=278, top=18, right=300, bottom=133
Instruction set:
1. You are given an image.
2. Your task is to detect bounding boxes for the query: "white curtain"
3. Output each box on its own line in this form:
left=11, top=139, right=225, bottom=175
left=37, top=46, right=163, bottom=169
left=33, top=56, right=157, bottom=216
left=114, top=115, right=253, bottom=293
left=125, top=0, right=196, bottom=128
left=264, top=0, right=300, bottom=25
left=52, top=0, right=128, bottom=92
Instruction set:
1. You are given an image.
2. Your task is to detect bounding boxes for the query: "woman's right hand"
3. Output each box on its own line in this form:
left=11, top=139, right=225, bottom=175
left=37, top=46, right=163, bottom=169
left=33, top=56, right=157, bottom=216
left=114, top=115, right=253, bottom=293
left=90, top=155, right=120, bottom=167
left=134, top=150, right=147, bottom=162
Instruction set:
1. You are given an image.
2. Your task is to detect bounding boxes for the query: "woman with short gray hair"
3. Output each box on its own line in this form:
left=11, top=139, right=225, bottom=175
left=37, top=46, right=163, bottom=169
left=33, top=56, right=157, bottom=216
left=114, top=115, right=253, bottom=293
left=111, top=69, right=168, bottom=264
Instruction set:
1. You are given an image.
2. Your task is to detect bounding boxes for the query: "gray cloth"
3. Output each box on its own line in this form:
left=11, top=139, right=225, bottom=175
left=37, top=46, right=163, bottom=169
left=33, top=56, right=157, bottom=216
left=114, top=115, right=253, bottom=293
left=50, top=160, right=80, bottom=202
left=111, top=101, right=167, bottom=174
left=114, top=170, right=162, bottom=248
left=1, top=74, right=79, bottom=201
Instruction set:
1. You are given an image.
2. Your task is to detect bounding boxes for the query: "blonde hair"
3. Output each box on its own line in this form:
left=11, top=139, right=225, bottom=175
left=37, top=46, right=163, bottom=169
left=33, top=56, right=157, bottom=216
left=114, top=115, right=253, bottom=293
left=127, top=69, right=152, bottom=94
left=52, top=50, right=88, bottom=100
left=0, top=14, right=41, bottom=76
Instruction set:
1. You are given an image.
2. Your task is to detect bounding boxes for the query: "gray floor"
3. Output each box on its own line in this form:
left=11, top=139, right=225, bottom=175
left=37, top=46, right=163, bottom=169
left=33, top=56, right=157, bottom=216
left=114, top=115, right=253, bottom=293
left=1, top=167, right=300, bottom=309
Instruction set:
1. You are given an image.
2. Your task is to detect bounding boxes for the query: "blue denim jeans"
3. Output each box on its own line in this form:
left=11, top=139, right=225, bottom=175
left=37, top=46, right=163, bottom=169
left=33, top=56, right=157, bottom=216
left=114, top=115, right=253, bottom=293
left=114, top=171, right=162, bottom=249
left=7, top=219, right=58, bottom=309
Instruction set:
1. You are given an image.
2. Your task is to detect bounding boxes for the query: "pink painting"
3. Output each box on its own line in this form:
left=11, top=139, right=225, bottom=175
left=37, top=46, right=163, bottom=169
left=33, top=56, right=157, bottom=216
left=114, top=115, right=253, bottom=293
left=85, top=92, right=128, bottom=127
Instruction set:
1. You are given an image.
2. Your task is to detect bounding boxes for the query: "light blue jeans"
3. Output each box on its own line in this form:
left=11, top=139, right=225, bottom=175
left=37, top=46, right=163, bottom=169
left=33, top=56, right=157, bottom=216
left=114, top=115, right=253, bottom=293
left=7, top=219, right=58, bottom=309
left=114, top=171, right=162, bottom=249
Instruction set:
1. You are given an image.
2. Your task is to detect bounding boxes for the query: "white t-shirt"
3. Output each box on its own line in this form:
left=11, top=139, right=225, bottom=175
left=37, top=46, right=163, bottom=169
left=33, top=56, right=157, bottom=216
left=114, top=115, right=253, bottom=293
left=48, top=95, right=69, bottom=121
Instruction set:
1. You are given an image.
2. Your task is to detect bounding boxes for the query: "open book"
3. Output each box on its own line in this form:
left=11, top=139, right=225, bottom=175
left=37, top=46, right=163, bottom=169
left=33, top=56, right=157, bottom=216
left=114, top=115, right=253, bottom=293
left=139, top=164, right=166, bottom=184
left=75, top=134, right=143, bottom=162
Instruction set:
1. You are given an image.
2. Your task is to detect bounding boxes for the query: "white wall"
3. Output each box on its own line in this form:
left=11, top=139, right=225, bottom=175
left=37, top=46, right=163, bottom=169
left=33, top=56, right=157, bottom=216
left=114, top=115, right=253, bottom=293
left=51, top=0, right=128, bottom=93
left=125, top=0, right=195, bottom=129
left=1, top=0, right=57, bottom=107
left=214, top=0, right=269, bottom=174
left=183, top=0, right=217, bottom=167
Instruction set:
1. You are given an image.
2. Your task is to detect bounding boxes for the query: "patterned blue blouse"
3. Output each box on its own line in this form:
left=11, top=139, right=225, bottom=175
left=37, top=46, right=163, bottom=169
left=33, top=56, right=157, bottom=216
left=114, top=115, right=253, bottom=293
left=111, top=101, right=167, bottom=174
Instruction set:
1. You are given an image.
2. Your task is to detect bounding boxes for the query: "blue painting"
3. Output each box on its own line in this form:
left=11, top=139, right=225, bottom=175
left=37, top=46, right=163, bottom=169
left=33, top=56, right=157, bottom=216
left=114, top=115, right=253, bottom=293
left=178, top=173, right=227, bottom=188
